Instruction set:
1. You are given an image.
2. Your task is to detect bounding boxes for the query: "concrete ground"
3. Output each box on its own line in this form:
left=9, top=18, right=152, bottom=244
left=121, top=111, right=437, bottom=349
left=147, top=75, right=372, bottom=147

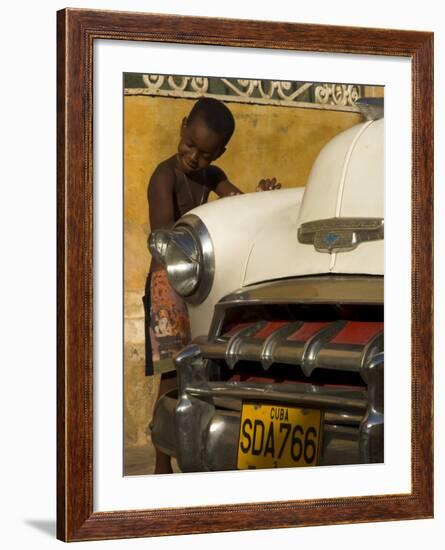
left=125, top=444, right=180, bottom=475
left=124, top=443, right=156, bottom=476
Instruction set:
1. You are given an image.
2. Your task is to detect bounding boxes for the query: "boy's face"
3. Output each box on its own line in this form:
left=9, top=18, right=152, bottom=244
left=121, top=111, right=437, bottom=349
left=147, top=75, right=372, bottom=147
left=177, top=116, right=226, bottom=174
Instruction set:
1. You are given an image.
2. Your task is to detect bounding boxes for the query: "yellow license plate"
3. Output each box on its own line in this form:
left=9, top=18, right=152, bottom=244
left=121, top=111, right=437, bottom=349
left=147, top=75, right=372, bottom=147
left=237, top=402, right=323, bottom=469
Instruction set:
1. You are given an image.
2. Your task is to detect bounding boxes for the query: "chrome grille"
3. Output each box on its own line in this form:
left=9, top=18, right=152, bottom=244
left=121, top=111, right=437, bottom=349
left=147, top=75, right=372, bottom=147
left=196, top=319, right=383, bottom=382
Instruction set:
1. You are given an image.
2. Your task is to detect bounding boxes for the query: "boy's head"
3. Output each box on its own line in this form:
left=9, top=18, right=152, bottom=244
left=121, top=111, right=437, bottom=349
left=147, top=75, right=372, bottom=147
left=177, top=98, right=235, bottom=174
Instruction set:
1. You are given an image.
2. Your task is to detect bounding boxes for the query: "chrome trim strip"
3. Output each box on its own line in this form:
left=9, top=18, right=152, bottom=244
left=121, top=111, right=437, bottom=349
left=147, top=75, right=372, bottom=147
left=359, top=352, right=384, bottom=463
left=360, top=332, right=384, bottom=377
left=316, top=346, right=364, bottom=371
left=195, top=337, right=228, bottom=359
left=186, top=383, right=367, bottom=413
left=175, top=214, right=215, bottom=305
left=174, top=345, right=214, bottom=471
left=325, top=411, right=363, bottom=426
left=225, top=321, right=266, bottom=369
left=301, top=320, right=346, bottom=376
left=210, top=396, right=364, bottom=426
left=218, top=275, right=383, bottom=309
left=261, top=321, right=303, bottom=370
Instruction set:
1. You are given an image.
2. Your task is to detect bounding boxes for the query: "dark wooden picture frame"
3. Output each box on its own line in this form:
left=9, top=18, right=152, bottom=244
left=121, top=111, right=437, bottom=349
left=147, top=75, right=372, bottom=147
left=57, top=8, right=433, bottom=542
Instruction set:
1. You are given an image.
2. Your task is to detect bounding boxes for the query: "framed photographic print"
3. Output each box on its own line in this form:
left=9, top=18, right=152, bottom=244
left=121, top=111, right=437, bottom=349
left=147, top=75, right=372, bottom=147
left=57, top=8, right=433, bottom=542
left=123, top=72, right=385, bottom=478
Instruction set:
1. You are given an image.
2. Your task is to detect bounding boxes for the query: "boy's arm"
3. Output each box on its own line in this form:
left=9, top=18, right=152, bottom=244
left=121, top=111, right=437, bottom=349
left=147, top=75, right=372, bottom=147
left=148, top=166, right=176, bottom=231
left=214, top=177, right=281, bottom=196
left=147, top=166, right=176, bottom=271
left=213, top=179, right=243, bottom=197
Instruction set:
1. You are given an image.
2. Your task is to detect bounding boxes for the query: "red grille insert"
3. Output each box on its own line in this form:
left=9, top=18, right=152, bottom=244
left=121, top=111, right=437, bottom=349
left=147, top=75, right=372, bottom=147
left=330, top=321, right=383, bottom=345
left=287, top=322, right=330, bottom=342
left=222, top=322, right=255, bottom=338
left=253, top=321, right=289, bottom=340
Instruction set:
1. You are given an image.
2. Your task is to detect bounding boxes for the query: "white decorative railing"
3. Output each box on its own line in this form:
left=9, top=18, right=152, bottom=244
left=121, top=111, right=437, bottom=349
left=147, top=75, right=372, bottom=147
left=314, top=83, right=362, bottom=106
left=142, top=75, right=210, bottom=94
left=124, top=75, right=365, bottom=111
left=219, top=79, right=313, bottom=101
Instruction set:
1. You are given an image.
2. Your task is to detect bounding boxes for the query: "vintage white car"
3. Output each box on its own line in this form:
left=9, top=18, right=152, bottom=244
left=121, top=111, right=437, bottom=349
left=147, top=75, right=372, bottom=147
left=149, top=99, right=384, bottom=472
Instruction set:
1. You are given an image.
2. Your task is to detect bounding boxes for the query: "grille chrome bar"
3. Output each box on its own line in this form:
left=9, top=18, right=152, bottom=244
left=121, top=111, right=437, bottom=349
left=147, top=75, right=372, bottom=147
left=186, top=382, right=367, bottom=413
left=225, top=321, right=266, bottom=369
left=211, top=395, right=363, bottom=426
left=261, top=321, right=303, bottom=369
left=197, top=320, right=383, bottom=378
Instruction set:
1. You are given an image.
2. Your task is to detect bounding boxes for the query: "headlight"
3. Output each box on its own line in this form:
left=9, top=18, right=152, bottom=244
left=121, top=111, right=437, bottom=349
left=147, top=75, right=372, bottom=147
left=149, top=214, right=214, bottom=305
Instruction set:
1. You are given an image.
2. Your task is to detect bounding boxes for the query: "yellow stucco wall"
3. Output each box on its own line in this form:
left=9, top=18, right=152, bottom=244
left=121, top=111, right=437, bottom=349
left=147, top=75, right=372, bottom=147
left=363, top=85, right=385, bottom=98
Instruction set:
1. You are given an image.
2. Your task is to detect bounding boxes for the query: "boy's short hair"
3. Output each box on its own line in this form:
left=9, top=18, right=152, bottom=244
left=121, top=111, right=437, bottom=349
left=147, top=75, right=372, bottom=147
left=187, top=97, right=235, bottom=145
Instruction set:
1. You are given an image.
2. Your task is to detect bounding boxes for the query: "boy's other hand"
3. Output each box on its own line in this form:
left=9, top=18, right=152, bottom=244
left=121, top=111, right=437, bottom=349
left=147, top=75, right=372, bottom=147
left=256, top=177, right=282, bottom=191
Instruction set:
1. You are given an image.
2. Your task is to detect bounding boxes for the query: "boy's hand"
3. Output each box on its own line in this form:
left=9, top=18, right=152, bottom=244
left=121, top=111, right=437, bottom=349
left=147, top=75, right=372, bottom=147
left=256, top=177, right=282, bottom=191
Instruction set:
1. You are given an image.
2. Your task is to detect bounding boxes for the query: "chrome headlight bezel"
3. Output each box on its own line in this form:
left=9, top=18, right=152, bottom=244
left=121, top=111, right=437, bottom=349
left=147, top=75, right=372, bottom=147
left=149, top=214, right=215, bottom=305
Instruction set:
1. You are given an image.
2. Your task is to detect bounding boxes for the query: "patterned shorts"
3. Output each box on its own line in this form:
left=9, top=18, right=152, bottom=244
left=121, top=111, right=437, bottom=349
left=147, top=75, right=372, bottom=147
left=143, top=269, right=191, bottom=375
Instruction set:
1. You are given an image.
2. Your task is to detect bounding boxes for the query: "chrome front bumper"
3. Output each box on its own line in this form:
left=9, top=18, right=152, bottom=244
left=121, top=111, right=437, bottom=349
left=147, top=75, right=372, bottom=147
left=150, top=345, right=383, bottom=472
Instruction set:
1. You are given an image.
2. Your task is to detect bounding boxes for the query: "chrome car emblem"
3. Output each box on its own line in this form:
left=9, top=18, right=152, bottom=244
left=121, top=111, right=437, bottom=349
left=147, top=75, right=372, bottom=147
left=323, top=233, right=340, bottom=248
left=298, top=217, right=384, bottom=253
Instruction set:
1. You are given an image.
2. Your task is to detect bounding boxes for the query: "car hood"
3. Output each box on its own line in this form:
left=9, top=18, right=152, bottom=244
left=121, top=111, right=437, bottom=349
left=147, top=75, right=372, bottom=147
left=243, top=119, right=384, bottom=286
